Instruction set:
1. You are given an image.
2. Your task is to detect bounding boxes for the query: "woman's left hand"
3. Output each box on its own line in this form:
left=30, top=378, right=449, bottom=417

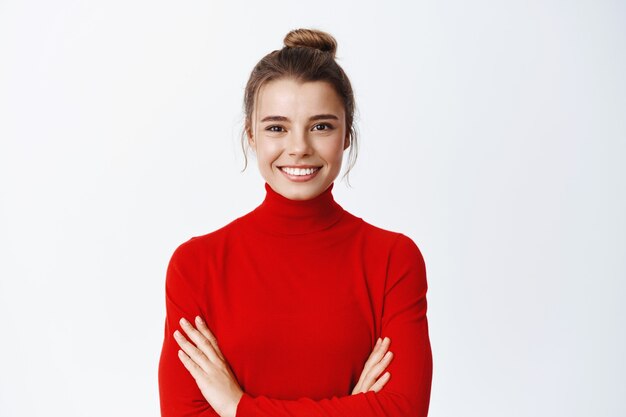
left=174, top=316, right=244, bottom=417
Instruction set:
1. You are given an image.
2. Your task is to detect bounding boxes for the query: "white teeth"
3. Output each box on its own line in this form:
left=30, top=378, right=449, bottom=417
left=280, top=166, right=320, bottom=176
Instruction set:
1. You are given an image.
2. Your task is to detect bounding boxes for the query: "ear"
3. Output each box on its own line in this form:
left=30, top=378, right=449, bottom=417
left=343, top=132, right=351, bottom=150
left=246, top=126, right=255, bottom=147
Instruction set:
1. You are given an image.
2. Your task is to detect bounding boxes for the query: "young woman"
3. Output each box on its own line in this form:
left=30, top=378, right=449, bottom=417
left=158, top=28, right=433, bottom=417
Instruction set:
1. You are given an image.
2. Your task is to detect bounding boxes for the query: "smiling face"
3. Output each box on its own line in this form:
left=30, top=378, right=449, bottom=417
left=247, top=78, right=350, bottom=200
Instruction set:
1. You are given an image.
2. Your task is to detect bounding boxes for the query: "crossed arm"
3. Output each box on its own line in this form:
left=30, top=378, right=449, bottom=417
left=158, top=233, right=432, bottom=417
left=171, top=315, right=395, bottom=417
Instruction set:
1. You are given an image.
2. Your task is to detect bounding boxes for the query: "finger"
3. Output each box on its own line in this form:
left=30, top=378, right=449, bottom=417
left=369, top=371, right=391, bottom=392
left=173, top=329, right=212, bottom=372
left=195, top=316, right=225, bottom=361
left=354, top=338, right=389, bottom=390
left=364, top=350, right=393, bottom=383
left=177, top=348, right=207, bottom=382
left=372, top=337, right=390, bottom=357
left=364, top=337, right=391, bottom=369
left=179, top=317, right=220, bottom=364
left=353, top=364, right=391, bottom=394
left=369, top=350, right=394, bottom=376
left=360, top=349, right=393, bottom=390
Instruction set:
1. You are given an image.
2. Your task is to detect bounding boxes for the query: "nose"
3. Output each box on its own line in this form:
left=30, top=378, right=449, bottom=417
left=287, top=128, right=313, bottom=157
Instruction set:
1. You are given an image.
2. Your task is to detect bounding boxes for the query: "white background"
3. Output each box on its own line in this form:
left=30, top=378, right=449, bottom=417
left=1, top=1, right=624, bottom=416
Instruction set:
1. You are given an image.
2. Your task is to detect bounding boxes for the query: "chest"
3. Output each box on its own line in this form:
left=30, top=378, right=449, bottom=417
left=202, top=233, right=388, bottom=398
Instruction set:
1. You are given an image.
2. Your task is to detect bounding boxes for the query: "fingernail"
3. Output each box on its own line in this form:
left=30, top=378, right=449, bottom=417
left=376, top=337, right=381, bottom=346
left=196, top=316, right=203, bottom=324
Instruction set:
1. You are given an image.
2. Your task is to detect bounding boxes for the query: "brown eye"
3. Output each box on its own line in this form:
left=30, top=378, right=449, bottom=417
left=313, top=123, right=333, bottom=131
left=267, top=125, right=284, bottom=132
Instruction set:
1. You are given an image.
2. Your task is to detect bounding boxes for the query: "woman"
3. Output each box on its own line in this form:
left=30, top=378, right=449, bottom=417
left=158, top=28, right=433, bottom=417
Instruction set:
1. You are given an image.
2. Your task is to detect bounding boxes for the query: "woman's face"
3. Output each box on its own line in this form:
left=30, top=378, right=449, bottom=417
left=247, top=78, right=350, bottom=201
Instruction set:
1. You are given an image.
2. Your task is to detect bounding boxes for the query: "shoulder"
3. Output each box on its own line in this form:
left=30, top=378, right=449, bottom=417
left=389, top=233, right=426, bottom=273
left=168, top=217, right=242, bottom=265
left=348, top=213, right=426, bottom=276
left=349, top=213, right=423, bottom=255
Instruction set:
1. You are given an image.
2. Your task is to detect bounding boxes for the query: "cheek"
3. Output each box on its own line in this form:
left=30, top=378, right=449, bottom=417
left=320, top=140, right=345, bottom=164
left=256, top=141, right=282, bottom=166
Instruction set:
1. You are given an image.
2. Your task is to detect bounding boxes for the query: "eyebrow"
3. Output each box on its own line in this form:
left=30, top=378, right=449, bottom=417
left=260, top=114, right=339, bottom=123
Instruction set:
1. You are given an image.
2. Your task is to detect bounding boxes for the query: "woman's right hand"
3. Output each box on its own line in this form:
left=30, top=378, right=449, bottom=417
left=351, top=336, right=393, bottom=394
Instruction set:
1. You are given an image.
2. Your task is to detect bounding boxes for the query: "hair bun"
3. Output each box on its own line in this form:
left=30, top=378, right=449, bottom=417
left=283, top=28, right=337, bottom=58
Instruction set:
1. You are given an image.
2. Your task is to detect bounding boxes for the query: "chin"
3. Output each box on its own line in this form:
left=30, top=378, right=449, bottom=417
left=274, top=180, right=327, bottom=201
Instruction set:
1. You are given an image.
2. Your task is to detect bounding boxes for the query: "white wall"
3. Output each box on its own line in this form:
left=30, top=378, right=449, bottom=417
left=1, top=1, right=624, bottom=416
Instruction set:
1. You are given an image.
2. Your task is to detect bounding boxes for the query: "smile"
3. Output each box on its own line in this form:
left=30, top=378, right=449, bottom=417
left=279, top=166, right=322, bottom=182
left=280, top=166, right=320, bottom=176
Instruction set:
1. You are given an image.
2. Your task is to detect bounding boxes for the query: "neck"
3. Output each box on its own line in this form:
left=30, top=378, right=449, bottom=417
left=249, top=182, right=345, bottom=235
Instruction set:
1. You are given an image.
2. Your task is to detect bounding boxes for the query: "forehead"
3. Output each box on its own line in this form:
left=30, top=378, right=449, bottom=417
left=255, top=78, right=344, bottom=118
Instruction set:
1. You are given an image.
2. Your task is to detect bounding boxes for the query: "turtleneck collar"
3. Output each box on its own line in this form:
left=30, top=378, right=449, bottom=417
left=248, top=182, right=345, bottom=236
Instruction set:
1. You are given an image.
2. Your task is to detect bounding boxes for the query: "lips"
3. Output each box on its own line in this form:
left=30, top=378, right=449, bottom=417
left=279, top=166, right=321, bottom=176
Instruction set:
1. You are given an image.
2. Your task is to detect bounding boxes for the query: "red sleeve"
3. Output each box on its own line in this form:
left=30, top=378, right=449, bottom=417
left=158, top=242, right=219, bottom=417
left=235, top=233, right=433, bottom=417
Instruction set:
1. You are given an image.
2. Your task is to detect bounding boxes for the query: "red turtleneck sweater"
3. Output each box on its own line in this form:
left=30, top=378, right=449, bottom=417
left=158, top=182, right=432, bottom=417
